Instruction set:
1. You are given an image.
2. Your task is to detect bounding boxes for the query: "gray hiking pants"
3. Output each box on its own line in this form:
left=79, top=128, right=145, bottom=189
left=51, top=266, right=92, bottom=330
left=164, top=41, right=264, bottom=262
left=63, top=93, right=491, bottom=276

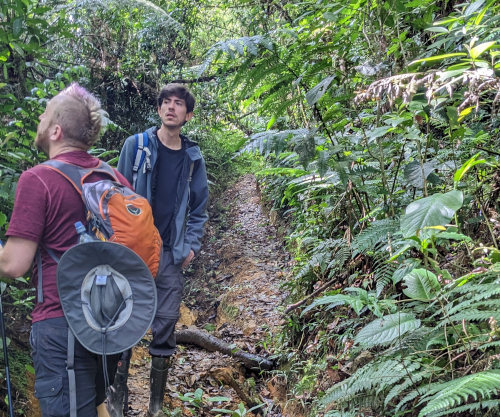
left=149, top=249, right=185, bottom=357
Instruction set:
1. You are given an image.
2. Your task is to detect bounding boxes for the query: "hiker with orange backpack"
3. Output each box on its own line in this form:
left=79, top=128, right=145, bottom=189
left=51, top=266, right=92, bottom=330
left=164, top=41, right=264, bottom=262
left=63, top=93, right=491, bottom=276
left=0, top=83, right=138, bottom=417
left=107, top=83, right=209, bottom=417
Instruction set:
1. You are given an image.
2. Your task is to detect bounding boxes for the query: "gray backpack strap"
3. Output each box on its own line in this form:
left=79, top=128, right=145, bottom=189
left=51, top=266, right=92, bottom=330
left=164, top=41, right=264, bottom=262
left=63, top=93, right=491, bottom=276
left=67, top=328, right=77, bottom=417
left=42, top=160, right=117, bottom=195
left=35, top=248, right=60, bottom=304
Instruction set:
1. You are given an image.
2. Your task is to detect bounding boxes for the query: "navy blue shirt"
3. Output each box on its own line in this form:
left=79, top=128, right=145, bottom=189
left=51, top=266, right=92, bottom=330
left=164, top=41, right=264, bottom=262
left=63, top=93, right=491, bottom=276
left=153, top=138, right=185, bottom=245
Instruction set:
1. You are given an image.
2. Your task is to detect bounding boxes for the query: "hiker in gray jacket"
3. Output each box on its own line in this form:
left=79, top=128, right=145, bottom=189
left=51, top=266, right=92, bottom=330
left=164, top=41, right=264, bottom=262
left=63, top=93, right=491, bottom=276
left=107, top=84, right=209, bottom=417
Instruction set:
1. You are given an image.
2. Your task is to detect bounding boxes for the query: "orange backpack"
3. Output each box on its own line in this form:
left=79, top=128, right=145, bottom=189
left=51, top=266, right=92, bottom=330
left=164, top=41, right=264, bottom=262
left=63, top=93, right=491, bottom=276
left=43, top=159, right=162, bottom=278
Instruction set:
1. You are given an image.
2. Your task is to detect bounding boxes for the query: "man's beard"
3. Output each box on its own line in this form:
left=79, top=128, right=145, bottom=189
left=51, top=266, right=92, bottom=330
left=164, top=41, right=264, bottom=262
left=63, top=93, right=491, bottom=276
left=35, top=127, right=49, bottom=154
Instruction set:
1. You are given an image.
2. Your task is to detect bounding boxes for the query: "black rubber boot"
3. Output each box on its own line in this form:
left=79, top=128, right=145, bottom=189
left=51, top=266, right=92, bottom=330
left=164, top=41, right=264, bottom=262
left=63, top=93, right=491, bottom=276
left=147, top=356, right=171, bottom=417
left=106, top=350, right=132, bottom=417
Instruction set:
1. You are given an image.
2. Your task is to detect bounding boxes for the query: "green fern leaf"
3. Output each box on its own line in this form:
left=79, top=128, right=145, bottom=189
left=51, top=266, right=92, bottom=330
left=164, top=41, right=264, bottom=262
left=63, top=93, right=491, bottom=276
left=321, top=359, right=413, bottom=407
left=385, top=367, right=429, bottom=406
left=445, top=309, right=500, bottom=324
left=351, top=218, right=400, bottom=256
left=427, top=399, right=500, bottom=417
left=418, top=370, right=500, bottom=417
left=300, top=294, right=350, bottom=316
left=355, top=313, right=421, bottom=348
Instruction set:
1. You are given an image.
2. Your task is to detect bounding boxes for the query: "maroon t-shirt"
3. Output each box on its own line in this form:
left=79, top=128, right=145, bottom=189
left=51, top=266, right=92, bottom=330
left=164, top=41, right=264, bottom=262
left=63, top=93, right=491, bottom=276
left=6, top=151, right=131, bottom=323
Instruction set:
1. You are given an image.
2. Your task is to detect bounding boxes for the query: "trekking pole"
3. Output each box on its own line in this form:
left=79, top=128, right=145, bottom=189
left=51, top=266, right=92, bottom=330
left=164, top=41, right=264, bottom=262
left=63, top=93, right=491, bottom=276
left=0, top=240, right=14, bottom=417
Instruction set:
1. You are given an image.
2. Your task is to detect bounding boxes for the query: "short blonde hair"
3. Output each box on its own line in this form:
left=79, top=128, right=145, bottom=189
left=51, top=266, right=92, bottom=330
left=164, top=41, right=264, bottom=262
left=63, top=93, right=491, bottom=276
left=52, top=83, right=103, bottom=147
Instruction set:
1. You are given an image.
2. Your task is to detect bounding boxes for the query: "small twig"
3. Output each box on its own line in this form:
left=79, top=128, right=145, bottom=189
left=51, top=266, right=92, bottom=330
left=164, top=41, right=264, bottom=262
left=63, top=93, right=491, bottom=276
left=475, top=146, right=500, bottom=157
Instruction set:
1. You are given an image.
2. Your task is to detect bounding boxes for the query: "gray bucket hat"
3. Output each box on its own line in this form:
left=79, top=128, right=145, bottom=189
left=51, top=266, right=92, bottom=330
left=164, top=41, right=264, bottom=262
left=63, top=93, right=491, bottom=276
left=57, top=241, right=157, bottom=355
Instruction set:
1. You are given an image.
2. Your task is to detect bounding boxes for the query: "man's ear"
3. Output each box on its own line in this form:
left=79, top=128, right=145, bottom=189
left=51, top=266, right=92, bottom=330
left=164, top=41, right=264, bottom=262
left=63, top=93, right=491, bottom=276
left=49, top=124, right=63, bottom=142
left=185, top=112, right=194, bottom=122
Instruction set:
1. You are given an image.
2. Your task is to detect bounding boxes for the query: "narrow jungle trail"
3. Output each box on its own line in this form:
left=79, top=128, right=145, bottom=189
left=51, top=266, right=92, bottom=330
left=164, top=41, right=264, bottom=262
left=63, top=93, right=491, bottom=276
left=122, top=174, right=294, bottom=416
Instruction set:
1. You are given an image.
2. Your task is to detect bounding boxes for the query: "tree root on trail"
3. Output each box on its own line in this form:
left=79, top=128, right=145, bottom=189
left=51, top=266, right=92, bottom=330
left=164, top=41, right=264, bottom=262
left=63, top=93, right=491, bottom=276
left=211, top=367, right=263, bottom=413
left=175, top=327, right=275, bottom=370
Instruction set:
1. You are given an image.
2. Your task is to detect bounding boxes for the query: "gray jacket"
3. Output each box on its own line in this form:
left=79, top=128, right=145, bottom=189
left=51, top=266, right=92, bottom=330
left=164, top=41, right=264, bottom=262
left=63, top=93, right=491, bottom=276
left=117, top=126, right=209, bottom=265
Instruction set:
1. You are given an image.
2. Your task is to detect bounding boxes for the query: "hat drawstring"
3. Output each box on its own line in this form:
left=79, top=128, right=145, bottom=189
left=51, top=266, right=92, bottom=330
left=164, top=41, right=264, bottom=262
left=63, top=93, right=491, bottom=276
left=100, top=293, right=133, bottom=388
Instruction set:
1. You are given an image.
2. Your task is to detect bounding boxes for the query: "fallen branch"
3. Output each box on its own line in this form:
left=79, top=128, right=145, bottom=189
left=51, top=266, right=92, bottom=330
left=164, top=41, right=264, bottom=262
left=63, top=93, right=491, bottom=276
left=175, top=327, right=275, bottom=370
left=284, top=280, right=342, bottom=314
left=284, top=258, right=363, bottom=315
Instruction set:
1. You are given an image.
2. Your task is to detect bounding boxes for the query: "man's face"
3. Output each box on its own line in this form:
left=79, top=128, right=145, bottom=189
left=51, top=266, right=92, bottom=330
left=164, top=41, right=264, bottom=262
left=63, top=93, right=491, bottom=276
left=157, top=95, right=193, bottom=128
left=35, top=100, right=55, bottom=153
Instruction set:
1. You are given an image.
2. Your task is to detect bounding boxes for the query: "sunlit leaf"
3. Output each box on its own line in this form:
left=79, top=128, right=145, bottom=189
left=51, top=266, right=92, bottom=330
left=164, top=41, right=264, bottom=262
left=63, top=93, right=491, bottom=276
left=469, top=41, right=497, bottom=60
left=410, top=53, right=467, bottom=65
left=400, top=191, right=463, bottom=238
left=464, top=0, right=486, bottom=16
left=454, top=153, right=486, bottom=184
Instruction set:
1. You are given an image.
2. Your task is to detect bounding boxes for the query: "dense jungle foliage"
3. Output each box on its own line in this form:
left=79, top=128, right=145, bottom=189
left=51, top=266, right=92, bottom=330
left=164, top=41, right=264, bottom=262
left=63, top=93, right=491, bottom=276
left=1, top=0, right=500, bottom=416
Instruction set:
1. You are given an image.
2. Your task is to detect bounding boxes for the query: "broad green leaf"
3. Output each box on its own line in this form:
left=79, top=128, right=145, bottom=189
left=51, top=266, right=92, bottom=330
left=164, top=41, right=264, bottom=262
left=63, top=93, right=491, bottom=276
left=437, top=68, right=468, bottom=81
left=305, top=76, right=335, bottom=107
left=9, top=42, right=25, bottom=57
left=366, top=125, right=393, bottom=142
left=404, top=160, right=438, bottom=189
left=464, top=0, right=486, bottom=16
left=410, top=53, right=467, bottom=65
left=435, top=232, right=472, bottom=242
left=400, top=190, right=463, bottom=238
left=355, top=313, right=421, bottom=347
left=425, top=27, right=449, bottom=33
left=469, top=41, right=496, bottom=60
left=402, top=269, right=440, bottom=301
left=454, top=153, right=486, bottom=184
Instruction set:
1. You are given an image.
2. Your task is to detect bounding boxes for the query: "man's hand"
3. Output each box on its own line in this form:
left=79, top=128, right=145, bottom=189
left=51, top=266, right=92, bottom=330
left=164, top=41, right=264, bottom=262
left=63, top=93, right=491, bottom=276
left=181, top=249, right=195, bottom=269
left=0, top=237, right=38, bottom=279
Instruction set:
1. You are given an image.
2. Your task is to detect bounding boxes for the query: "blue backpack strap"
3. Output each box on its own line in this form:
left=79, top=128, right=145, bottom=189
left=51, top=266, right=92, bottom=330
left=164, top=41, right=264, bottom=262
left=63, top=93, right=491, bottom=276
left=132, top=131, right=151, bottom=190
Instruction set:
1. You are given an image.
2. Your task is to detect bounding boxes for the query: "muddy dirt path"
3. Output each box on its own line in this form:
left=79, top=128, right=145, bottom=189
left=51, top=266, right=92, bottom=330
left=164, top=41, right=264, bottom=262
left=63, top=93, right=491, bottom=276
left=124, top=174, right=292, bottom=416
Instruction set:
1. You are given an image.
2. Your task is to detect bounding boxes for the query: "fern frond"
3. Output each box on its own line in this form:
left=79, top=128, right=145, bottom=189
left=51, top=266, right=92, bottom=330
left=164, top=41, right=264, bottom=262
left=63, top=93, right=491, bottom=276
left=477, top=339, right=500, bottom=351
left=427, top=399, right=500, bottom=417
left=327, top=245, right=351, bottom=273
left=446, top=283, right=500, bottom=316
left=444, top=309, right=500, bottom=325
left=396, top=384, right=432, bottom=413
left=418, top=370, right=500, bottom=417
left=294, top=238, right=347, bottom=281
left=351, top=218, right=400, bottom=256
left=321, top=358, right=417, bottom=408
left=385, top=368, right=432, bottom=406
left=348, top=164, right=380, bottom=177
left=373, top=256, right=397, bottom=296
left=300, top=294, right=350, bottom=316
